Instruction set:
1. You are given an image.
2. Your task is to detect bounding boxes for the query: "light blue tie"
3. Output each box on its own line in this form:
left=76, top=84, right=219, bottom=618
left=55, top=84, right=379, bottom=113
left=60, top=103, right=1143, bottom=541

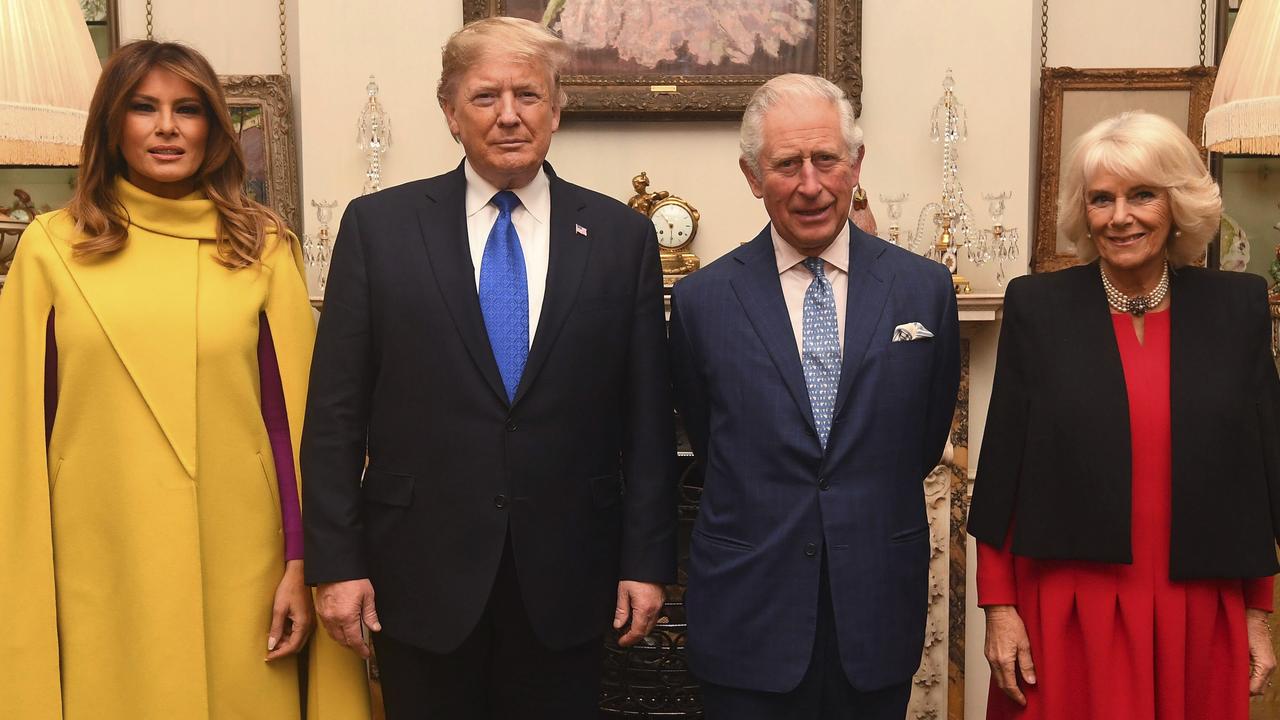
left=478, top=191, right=528, bottom=403
left=801, top=257, right=841, bottom=448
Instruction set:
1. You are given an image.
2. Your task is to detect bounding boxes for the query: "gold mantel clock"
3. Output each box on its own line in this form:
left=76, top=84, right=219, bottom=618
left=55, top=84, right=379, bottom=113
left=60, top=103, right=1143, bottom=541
left=627, top=172, right=700, bottom=286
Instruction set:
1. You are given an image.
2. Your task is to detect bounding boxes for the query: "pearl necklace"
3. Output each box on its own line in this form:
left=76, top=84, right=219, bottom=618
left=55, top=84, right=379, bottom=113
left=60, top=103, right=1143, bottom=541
left=1100, top=262, right=1169, bottom=317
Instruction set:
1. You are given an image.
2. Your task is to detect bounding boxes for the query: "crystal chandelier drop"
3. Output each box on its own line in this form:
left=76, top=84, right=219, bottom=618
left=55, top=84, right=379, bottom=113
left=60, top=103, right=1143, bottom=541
left=976, top=192, right=1020, bottom=287
left=914, top=69, right=979, bottom=292
left=879, top=193, right=919, bottom=253
left=356, top=76, right=393, bottom=195
left=303, top=199, right=338, bottom=295
left=883, top=69, right=1019, bottom=292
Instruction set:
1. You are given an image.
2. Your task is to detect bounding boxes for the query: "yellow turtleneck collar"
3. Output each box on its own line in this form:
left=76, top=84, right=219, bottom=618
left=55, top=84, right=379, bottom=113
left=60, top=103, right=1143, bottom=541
left=115, top=176, right=219, bottom=240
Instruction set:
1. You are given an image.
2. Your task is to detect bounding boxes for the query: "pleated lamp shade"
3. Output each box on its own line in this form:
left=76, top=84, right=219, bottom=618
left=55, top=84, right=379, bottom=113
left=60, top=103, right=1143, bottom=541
left=1205, top=0, right=1280, bottom=154
left=0, top=0, right=102, bottom=165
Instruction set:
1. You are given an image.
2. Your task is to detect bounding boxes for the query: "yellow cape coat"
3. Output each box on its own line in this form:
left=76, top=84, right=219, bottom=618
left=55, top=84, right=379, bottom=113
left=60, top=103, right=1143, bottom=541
left=0, top=180, right=370, bottom=719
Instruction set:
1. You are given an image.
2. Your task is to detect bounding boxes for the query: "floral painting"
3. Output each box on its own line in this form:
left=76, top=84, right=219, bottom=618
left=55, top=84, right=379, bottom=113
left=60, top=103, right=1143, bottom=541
left=464, top=0, right=861, bottom=116
left=515, top=0, right=818, bottom=76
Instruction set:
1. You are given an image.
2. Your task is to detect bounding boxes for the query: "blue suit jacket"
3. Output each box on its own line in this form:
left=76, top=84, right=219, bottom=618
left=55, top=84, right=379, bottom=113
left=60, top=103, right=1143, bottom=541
left=670, top=222, right=960, bottom=693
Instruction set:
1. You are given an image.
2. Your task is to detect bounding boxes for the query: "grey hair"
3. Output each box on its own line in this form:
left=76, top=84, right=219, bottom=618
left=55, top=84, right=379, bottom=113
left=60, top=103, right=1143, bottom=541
left=1058, top=111, right=1222, bottom=268
left=739, top=73, right=864, bottom=178
left=437, top=17, right=571, bottom=109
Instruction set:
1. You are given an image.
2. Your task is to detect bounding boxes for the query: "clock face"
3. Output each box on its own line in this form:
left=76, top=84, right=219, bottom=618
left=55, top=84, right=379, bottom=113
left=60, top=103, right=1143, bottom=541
left=651, top=201, right=696, bottom=250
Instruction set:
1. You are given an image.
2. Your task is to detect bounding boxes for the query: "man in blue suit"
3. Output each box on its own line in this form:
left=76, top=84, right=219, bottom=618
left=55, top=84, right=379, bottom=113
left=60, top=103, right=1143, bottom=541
left=670, top=74, right=960, bottom=719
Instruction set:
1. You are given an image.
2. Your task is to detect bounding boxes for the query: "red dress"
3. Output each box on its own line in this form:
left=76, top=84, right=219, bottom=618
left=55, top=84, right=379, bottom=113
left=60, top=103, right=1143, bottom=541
left=978, top=308, right=1274, bottom=720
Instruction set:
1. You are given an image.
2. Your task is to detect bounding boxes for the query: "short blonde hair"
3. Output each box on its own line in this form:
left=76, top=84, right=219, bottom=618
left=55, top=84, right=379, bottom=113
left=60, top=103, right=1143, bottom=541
left=1057, top=111, right=1221, bottom=268
left=437, top=17, right=570, bottom=109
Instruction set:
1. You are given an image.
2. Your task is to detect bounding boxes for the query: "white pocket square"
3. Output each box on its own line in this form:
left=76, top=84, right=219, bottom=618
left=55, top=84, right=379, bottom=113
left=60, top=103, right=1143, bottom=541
left=892, top=322, right=935, bottom=342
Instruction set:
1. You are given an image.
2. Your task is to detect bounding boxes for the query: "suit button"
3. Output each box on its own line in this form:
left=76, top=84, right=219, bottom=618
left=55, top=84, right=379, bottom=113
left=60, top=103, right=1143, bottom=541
left=804, top=542, right=817, bottom=557
left=505, top=420, right=518, bottom=432
left=494, top=494, right=507, bottom=509
left=818, top=477, right=829, bottom=491
left=804, top=426, right=815, bottom=437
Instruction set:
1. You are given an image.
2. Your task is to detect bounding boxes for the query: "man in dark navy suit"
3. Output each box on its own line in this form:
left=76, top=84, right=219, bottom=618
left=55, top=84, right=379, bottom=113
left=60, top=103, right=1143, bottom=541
left=301, top=16, right=676, bottom=720
left=670, top=74, right=960, bottom=719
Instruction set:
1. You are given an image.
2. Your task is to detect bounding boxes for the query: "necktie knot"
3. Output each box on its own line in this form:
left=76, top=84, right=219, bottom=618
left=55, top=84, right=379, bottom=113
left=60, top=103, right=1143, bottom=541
left=492, top=190, right=521, bottom=216
left=802, top=256, right=827, bottom=279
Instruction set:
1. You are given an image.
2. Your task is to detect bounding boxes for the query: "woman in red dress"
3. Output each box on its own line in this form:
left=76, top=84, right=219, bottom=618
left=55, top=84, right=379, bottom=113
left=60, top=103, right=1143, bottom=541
left=968, top=111, right=1279, bottom=720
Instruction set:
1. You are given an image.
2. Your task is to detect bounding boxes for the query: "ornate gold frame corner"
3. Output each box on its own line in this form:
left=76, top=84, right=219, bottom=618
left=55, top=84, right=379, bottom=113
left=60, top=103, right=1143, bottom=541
left=219, top=74, right=303, bottom=235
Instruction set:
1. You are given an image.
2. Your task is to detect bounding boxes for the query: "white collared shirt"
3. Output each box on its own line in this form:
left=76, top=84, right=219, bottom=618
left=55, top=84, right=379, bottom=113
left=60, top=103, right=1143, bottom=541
left=772, top=223, right=850, bottom=357
left=464, top=160, right=551, bottom=346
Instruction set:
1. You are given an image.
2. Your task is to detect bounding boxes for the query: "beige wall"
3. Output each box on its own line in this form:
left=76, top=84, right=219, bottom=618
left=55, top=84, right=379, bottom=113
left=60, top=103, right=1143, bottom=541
left=122, top=0, right=1042, bottom=285
left=114, top=1, right=1216, bottom=715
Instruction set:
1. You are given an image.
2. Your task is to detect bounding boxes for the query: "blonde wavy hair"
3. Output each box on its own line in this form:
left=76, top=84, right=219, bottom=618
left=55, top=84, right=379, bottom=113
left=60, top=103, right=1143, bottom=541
left=1057, top=111, right=1221, bottom=268
left=436, top=16, right=570, bottom=113
left=67, top=41, right=287, bottom=268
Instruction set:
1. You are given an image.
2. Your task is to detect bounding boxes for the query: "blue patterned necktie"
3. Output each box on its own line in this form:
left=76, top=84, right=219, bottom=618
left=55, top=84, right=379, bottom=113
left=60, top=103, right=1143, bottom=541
left=801, top=257, right=841, bottom=448
left=478, top=191, right=529, bottom=403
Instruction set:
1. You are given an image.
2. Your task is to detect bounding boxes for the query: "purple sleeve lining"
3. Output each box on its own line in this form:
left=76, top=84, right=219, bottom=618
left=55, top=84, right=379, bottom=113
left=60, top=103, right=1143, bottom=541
left=259, top=315, right=304, bottom=561
left=45, top=311, right=57, bottom=444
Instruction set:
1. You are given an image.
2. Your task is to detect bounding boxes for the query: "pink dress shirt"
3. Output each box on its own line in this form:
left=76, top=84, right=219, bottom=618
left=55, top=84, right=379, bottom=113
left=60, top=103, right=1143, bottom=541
left=772, top=223, right=850, bottom=355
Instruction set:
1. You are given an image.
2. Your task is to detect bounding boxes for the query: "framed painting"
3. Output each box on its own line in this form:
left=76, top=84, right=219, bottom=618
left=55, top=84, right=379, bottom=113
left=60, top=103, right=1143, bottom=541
left=81, top=0, right=120, bottom=54
left=219, top=75, right=303, bottom=236
left=462, top=0, right=863, bottom=117
left=1032, top=66, right=1217, bottom=273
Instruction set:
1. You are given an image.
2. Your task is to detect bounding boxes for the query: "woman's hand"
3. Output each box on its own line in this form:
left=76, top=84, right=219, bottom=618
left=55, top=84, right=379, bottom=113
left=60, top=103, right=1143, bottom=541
left=266, top=559, right=314, bottom=661
left=984, top=604, right=1036, bottom=706
left=1248, top=609, right=1276, bottom=696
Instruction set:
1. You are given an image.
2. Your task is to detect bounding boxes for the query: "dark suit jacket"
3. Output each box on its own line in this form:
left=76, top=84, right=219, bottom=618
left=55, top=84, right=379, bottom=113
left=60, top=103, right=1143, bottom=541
left=301, top=162, right=677, bottom=653
left=968, top=262, right=1280, bottom=580
left=669, top=223, right=960, bottom=693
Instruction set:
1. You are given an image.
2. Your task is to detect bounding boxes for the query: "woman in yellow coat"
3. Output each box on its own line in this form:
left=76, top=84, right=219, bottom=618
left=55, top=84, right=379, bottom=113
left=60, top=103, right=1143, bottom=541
left=0, top=41, right=369, bottom=718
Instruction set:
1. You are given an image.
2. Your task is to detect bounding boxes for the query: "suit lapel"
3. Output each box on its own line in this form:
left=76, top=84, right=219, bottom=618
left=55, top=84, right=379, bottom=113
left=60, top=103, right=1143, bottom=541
left=833, top=225, right=891, bottom=419
left=729, top=227, right=818, bottom=434
left=417, top=164, right=508, bottom=405
left=1075, top=262, right=1131, bottom=450
left=512, top=171, right=589, bottom=406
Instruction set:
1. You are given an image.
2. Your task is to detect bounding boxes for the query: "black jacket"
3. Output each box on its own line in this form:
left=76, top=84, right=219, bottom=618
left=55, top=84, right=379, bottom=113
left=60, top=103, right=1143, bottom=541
left=968, top=262, right=1280, bottom=580
left=301, top=163, right=677, bottom=653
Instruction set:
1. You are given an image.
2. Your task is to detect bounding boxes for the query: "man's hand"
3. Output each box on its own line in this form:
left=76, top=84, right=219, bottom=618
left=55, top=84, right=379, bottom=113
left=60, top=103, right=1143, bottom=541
left=1248, top=608, right=1276, bottom=696
left=984, top=604, right=1036, bottom=706
left=316, top=578, right=381, bottom=659
left=614, top=580, right=665, bottom=647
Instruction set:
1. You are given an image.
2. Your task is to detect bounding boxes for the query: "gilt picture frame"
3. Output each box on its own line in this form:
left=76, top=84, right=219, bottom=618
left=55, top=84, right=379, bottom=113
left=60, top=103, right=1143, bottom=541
left=462, top=0, right=863, bottom=117
left=219, top=75, right=303, bottom=236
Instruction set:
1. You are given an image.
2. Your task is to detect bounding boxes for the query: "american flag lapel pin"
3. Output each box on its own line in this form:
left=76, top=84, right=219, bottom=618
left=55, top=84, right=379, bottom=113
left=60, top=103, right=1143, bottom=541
left=575, top=224, right=588, bottom=237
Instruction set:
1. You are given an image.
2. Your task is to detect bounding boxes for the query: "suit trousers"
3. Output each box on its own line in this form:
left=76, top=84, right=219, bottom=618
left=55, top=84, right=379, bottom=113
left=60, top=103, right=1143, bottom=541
left=372, top=532, right=603, bottom=720
left=698, top=552, right=913, bottom=720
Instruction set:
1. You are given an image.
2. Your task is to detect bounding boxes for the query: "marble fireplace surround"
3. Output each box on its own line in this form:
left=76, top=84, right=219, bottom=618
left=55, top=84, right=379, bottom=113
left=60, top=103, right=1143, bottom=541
left=908, top=293, right=1002, bottom=720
